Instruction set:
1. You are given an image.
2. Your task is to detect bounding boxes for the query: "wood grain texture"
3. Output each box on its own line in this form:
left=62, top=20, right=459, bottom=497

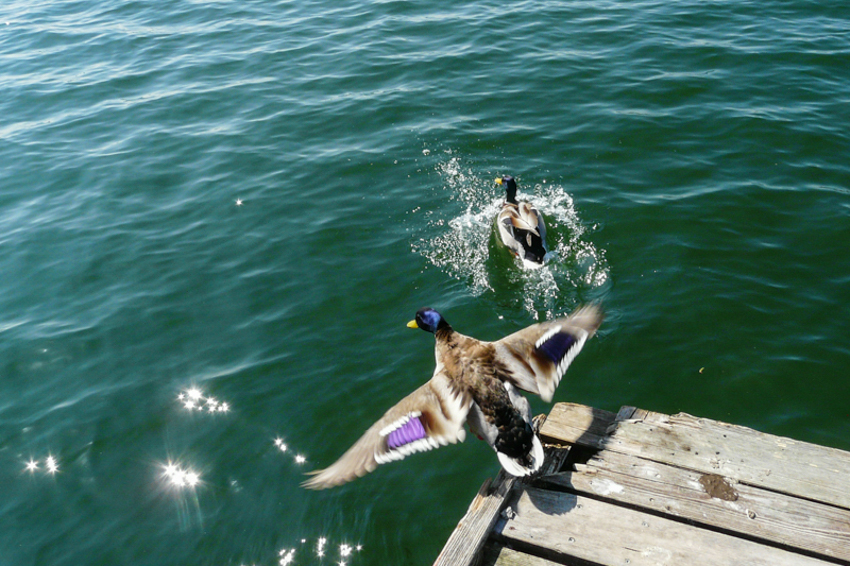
left=435, top=404, right=850, bottom=566
left=537, top=402, right=616, bottom=448
left=432, top=470, right=516, bottom=566
left=542, top=449, right=850, bottom=562
left=605, top=409, right=850, bottom=508
left=479, top=543, right=567, bottom=566
left=496, top=486, right=836, bottom=566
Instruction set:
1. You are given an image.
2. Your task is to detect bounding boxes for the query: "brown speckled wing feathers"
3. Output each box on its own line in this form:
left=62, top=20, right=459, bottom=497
left=301, top=372, right=470, bottom=489
left=493, top=304, right=602, bottom=402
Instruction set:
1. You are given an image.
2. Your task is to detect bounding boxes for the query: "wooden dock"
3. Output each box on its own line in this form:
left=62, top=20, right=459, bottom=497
left=434, top=403, right=850, bottom=566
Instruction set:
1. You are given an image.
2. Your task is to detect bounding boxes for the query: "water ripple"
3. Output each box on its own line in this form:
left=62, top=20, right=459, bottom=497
left=0, top=0, right=848, bottom=565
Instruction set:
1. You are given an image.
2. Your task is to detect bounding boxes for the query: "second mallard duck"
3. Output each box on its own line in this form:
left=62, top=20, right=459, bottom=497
left=302, top=304, right=602, bottom=489
left=495, top=175, right=548, bottom=268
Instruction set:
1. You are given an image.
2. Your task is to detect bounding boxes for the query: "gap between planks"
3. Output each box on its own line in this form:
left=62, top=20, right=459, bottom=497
left=493, top=486, right=838, bottom=566
left=437, top=403, right=850, bottom=566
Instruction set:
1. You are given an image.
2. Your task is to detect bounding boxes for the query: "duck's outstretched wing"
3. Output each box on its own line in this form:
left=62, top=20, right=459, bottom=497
left=492, top=304, right=603, bottom=402
left=301, top=372, right=471, bottom=490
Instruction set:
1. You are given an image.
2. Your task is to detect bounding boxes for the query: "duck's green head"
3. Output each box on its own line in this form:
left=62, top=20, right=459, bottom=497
left=407, top=307, right=448, bottom=334
left=495, top=176, right=518, bottom=204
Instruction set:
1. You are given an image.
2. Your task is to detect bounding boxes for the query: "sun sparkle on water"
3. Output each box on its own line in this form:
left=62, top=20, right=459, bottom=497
left=162, top=461, right=201, bottom=489
left=278, top=548, right=296, bottom=566
left=273, top=436, right=308, bottom=466
left=234, top=536, right=361, bottom=566
left=168, top=388, right=354, bottom=560
left=23, top=455, right=60, bottom=476
left=177, top=387, right=230, bottom=414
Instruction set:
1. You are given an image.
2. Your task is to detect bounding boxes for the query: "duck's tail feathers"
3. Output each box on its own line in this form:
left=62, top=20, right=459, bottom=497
left=496, top=434, right=545, bottom=477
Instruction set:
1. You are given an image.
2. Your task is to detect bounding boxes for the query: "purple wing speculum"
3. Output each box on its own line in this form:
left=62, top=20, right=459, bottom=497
left=375, top=412, right=437, bottom=465
left=534, top=325, right=589, bottom=377
left=386, top=416, right=427, bottom=450
left=536, top=331, right=578, bottom=365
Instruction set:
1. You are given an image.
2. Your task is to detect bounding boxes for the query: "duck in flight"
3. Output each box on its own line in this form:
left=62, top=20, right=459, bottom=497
left=302, top=305, right=602, bottom=489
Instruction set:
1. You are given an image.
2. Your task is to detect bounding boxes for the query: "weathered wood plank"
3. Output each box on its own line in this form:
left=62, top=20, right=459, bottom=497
left=541, top=449, right=850, bottom=563
left=615, top=405, right=641, bottom=422
left=436, top=404, right=850, bottom=566
left=538, top=403, right=617, bottom=448
left=480, top=543, right=567, bottom=566
left=496, top=486, right=836, bottom=566
left=432, top=470, right=516, bottom=566
left=605, top=409, right=850, bottom=508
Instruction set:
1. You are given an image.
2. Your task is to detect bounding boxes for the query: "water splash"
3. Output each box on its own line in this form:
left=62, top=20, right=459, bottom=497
left=411, top=156, right=498, bottom=294
left=411, top=153, right=608, bottom=319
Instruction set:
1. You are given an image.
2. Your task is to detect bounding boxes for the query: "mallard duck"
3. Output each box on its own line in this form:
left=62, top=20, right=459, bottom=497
left=495, top=176, right=548, bottom=268
left=301, top=304, right=602, bottom=489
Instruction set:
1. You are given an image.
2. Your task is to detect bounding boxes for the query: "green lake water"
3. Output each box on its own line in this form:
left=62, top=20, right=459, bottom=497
left=1, top=0, right=848, bottom=564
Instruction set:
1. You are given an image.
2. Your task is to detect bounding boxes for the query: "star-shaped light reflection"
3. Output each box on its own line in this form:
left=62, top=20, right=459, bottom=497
left=184, top=471, right=200, bottom=487
left=266, top=537, right=360, bottom=566
left=162, top=461, right=201, bottom=488
left=178, top=387, right=231, bottom=416
left=273, top=437, right=308, bottom=466
left=45, top=456, right=59, bottom=474
left=25, top=459, right=39, bottom=473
